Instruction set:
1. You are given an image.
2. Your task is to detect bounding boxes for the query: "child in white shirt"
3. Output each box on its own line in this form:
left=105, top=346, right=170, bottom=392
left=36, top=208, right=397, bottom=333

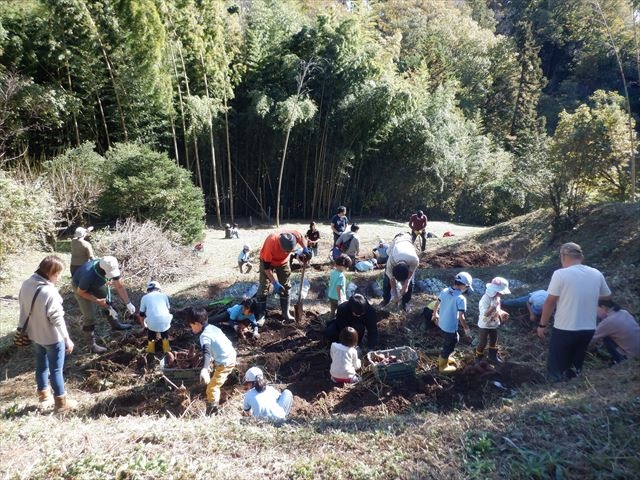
left=140, top=281, right=173, bottom=354
left=330, top=326, right=361, bottom=384
left=476, top=277, right=510, bottom=364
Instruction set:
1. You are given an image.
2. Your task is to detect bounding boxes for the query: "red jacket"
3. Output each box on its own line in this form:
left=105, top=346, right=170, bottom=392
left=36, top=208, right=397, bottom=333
left=409, top=213, right=427, bottom=231
left=259, top=230, right=305, bottom=267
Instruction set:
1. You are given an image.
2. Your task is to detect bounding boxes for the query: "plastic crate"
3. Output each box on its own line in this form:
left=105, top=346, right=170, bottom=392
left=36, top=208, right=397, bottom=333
left=159, top=357, right=203, bottom=384
left=366, top=346, right=418, bottom=382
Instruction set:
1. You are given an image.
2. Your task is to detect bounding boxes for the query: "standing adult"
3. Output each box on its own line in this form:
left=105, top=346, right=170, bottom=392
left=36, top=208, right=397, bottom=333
left=330, top=206, right=349, bottom=245
left=335, top=223, right=360, bottom=266
left=380, top=233, right=419, bottom=312
left=324, top=294, right=378, bottom=351
left=69, top=226, right=95, bottom=276
left=72, top=256, right=136, bottom=353
left=409, top=210, right=428, bottom=253
left=256, top=230, right=309, bottom=324
left=537, top=242, right=611, bottom=381
left=18, top=255, right=77, bottom=411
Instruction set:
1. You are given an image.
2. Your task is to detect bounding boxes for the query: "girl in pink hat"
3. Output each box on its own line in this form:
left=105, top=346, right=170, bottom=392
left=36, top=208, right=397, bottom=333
left=476, top=277, right=511, bottom=364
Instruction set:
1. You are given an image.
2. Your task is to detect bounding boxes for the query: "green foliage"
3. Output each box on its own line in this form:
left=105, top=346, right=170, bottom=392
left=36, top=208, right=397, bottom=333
left=0, top=171, right=55, bottom=271
left=99, top=143, right=204, bottom=243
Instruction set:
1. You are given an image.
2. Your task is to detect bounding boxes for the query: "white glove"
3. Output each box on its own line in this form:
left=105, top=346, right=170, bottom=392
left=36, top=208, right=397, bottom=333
left=252, top=328, right=260, bottom=340
left=108, top=306, right=119, bottom=320
left=126, top=302, right=136, bottom=315
left=200, top=368, right=211, bottom=384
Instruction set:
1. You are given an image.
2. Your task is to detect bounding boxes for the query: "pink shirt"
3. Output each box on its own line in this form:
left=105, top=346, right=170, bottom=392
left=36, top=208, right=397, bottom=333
left=591, top=309, right=640, bottom=358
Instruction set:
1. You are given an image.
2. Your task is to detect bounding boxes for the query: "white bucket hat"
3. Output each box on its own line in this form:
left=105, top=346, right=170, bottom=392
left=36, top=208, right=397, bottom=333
left=244, top=366, right=264, bottom=383
left=485, top=277, right=510, bottom=297
left=73, top=226, right=94, bottom=239
left=99, top=256, right=121, bottom=278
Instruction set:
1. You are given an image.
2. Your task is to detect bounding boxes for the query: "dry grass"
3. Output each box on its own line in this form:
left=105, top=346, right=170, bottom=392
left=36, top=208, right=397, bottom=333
left=1, top=207, right=639, bottom=479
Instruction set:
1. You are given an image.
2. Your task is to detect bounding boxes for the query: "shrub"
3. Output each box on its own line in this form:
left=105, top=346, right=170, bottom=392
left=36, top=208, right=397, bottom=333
left=0, top=171, right=55, bottom=276
left=90, top=218, right=198, bottom=286
left=99, top=143, right=205, bottom=244
left=42, top=142, right=106, bottom=229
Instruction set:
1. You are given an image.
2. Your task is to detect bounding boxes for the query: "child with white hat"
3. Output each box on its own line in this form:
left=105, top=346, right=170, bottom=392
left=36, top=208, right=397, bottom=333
left=475, top=277, right=511, bottom=364
left=242, top=366, right=293, bottom=422
left=139, top=281, right=173, bottom=354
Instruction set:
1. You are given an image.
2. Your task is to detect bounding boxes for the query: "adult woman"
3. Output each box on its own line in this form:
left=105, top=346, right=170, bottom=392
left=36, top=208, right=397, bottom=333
left=18, top=255, right=77, bottom=411
left=242, top=367, right=293, bottom=422
left=591, top=299, right=640, bottom=363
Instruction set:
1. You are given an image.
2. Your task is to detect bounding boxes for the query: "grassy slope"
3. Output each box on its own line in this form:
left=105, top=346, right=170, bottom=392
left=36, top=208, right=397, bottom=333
left=1, top=204, right=639, bottom=479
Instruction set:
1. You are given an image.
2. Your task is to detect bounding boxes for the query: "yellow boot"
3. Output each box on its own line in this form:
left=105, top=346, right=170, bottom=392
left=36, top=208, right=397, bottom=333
left=438, top=356, right=457, bottom=373
left=162, top=339, right=171, bottom=353
left=146, top=341, right=156, bottom=353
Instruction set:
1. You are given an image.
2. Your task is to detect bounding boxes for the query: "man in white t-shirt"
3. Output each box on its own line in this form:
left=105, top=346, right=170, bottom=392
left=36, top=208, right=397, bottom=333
left=537, top=242, right=611, bottom=381
left=380, top=233, right=419, bottom=312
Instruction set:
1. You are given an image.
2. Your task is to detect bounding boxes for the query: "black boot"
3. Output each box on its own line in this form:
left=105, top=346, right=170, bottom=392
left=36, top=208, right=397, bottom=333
left=107, top=311, right=132, bottom=331
left=255, top=299, right=267, bottom=326
left=280, top=296, right=294, bottom=323
left=487, top=347, right=503, bottom=364
left=474, top=348, right=485, bottom=364
left=83, top=327, right=107, bottom=353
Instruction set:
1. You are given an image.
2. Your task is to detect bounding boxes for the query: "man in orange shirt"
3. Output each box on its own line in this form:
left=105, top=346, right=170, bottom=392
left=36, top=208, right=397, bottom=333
left=257, top=231, right=309, bottom=324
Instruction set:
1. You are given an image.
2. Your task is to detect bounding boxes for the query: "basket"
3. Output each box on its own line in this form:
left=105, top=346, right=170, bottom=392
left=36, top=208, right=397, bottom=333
left=366, top=346, right=418, bottom=382
left=159, top=357, right=204, bottom=384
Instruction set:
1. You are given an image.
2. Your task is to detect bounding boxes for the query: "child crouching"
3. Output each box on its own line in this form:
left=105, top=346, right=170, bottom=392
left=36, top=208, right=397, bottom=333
left=140, top=281, right=173, bottom=354
left=330, top=326, right=362, bottom=384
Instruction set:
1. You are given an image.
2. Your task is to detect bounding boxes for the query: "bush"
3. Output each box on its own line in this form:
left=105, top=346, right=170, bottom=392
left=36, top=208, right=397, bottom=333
left=0, top=171, right=55, bottom=276
left=42, top=142, right=106, bottom=229
left=90, top=218, right=198, bottom=286
left=99, top=143, right=205, bottom=244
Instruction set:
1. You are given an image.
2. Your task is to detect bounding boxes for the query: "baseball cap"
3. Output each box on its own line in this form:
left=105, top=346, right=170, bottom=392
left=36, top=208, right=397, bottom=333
left=279, top=233, right=296, bottom=252
left=485, top=277, right=510, bottom=297
left=147, top=281, right=161, bottom=291
left=73, top=226, right=94, bottom=239
left=454, top=271, right=473, bottom=291
left=244, top=366, right=264, bottom=383
left=99, top=256, right=121, bottom=278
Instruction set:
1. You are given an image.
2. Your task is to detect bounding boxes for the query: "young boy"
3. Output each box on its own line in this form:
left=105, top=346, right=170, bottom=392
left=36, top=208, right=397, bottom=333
left=209, top=298, right=261, bottom=338
left=238, top=244, right=252, bottom=273
left=432, top=272, right=473, bottom=373
left=185, top=307, right=237, bottom=415
left=140, top=281, right=173, bottom=354
left=328, top=254, right=352, bottom=318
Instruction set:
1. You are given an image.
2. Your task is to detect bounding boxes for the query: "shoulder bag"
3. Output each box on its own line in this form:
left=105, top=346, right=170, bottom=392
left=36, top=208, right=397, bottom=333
left=14, top=284, right=46, bottom=347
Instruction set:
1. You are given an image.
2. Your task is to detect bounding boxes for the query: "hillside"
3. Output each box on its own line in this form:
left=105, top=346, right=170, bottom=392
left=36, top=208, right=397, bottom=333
left=0, top=204, right=639, bottom=480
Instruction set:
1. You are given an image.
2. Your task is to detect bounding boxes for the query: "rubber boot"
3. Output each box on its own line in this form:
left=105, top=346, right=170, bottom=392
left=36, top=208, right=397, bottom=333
left=487, top=347, right=503, bottom=364
left=438, top=356, right=457, bottom=373
left=205, top=402, right=219, bottom=416
left=280, top=296, right=294, bottom=324
left=162, top=339, right=171, bottom=353
left=474, top=348, right=485, bottom=364
left=54, top=394, right=78, bottom=413
left=245, top=263, right=252, bottom=273
left=83, top=328, right=107, bottom=353
left=107, top=312, right=132, bottom=331
left=256, top=299, right=267, bottom=327
left=146, top=341, right=156, bottom=354
left=38, top=389, right=54, bottom=409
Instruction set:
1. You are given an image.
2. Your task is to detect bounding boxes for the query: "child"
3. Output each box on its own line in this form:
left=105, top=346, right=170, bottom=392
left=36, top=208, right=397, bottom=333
left=224, top=223, right=232, bottom=239
left=230, top=223, right=240, bottom=239
left=305, top=222, right=320, bottom=257
left=328, top=254, right=352, bottom=318
left=475, top=277, right=510, bottom=364
left=242, top=366, right=293, bottom=422
left=238, top=244, right=252, bottom=273
left=432, top=272, right=473, bottom=373
left=209, top=298, right=260, bottom=339
left=140, top=281, right=173, bottom=354
left=330, top=326, right=361, bottom=384
left=185, top=307, right=237, bottom=415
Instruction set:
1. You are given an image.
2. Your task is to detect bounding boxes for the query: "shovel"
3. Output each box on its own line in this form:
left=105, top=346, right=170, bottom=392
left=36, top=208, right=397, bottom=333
left=294, top=258, right=309, bottom=324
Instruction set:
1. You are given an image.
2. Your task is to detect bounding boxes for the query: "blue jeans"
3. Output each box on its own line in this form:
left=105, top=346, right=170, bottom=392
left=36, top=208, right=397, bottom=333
left=278, top=389, right=293, bottom=417
left=34, top=341, right=66, bottom=396
left=502, top=294, right=531, bottom=308
left=440, top=331, right=459, bottom=358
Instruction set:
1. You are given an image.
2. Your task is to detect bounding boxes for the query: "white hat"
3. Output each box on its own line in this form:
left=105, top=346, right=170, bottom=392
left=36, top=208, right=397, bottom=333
left=243, top=244, right=250, bottom=251
left=73, top=226, right=94, bottom=239
left=99, top=256, right=121, bottom=278
left=454, top=271, right=473, bottom=291
left=147, top=281, right=161, bottom=291
left=244, top=366, right=264, bottom=383
left=485, top=277, right=510, bottom=297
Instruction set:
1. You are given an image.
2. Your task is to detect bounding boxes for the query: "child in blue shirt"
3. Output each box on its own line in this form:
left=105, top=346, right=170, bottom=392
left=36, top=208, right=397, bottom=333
left=185, top=307, right=237, bottom=415
left=432, top=272, right=473, bottom=373
left=209, top=298, right=260, bottom=339
left=238, top=244, right=252, bottom=273
left=328, top=254, right=351, bottom=319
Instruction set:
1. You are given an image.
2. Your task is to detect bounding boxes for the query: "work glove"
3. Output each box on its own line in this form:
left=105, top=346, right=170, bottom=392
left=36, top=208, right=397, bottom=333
left=126, top=302, right=136, bottom=315
left=200, top=368, right=211, bottom=385
left=272, top=281, right=284, bottom=294
left=108, top=305, right=119, bottom=320
left=302, top=247, right=312, bottom=257
left=252, top=327, right=260, bottom=340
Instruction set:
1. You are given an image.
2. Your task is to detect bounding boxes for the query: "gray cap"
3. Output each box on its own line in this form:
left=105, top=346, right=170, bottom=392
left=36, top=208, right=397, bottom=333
left=279, top=233, right=296, bottom=252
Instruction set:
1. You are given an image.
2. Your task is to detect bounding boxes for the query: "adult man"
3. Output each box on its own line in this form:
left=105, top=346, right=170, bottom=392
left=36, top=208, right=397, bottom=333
left=69, top=226, right=95, bottom=276
left=72, top=256, right=136, bottom=353
left=257, top=230, right=309, bottom=324
left=537, top=242, right=611, bottom=381
left=502, top=289, right=549, bottom=323
left=380, top=233, right=419, bottom=312
left=409, top=210, right=428, bottom=252
left=335, top=223, right=360, bottom=266
left=330, top=206, right=349, bottom=245
left=324, top=294, right=378, bottom=351
left=372, top=239, right=389, bottom=265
